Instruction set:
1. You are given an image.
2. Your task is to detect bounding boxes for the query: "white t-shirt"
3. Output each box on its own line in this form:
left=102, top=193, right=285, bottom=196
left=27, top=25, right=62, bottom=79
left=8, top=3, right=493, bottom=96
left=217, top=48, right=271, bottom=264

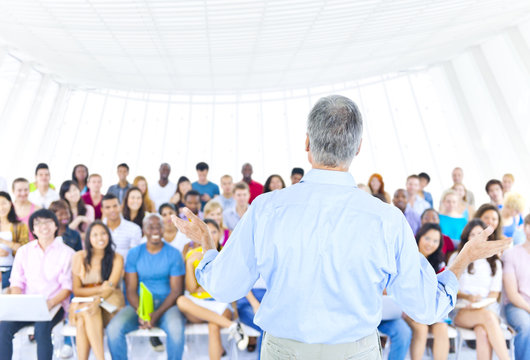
left=449, top=253, right=502, bottom=298
left=149, top=181, right=177, bottom=212
left=28, top=188, right=60, bottom=209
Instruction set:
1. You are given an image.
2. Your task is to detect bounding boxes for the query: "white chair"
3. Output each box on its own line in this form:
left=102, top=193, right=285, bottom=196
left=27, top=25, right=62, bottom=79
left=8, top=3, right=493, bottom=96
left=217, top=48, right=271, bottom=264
left=455, top=323, right=515, bottom=360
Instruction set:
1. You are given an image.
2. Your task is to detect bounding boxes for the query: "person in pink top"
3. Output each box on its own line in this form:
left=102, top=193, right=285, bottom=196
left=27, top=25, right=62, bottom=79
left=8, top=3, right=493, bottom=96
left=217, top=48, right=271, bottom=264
left=0, top=208, right=74, bottom=360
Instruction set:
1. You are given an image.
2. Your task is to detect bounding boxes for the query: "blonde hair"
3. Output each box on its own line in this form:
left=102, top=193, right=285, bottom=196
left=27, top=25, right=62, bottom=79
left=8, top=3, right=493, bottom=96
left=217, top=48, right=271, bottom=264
left=203, top=200, right=226, bottom=229
left=503, top=192, right=525, bottom=213
left=133, top=176, right=156, bottom=213
left=503, top=173, right=515, bottom=182
left=441, top=189, right=458, bottom=202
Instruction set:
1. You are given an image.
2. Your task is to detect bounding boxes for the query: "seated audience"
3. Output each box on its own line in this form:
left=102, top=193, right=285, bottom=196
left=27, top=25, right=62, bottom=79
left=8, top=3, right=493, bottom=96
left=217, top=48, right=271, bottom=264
left=241, top=163, right=262, bottom=204
left=177, top=219, right=248, bottom=359
left=204, top=200, right=230, bottom=246
left=392, top=189, right=421, bottom=234
left=28, top=163, right=60, bottom=209
left=59, top=180, right=95, bottom=233
left=438, top=190, right=467, bottom=246
left=133, top=176, right=156, bottom=213
left=122, top=187, right=146, bottom=229
left=107, top=163, right=131, bottom=204
left=485, top=179, right=504, bottom=209
left=368, top=173, right=391, bottom=203
left=406, top=174, right=430, bottom=216
left=0, top=192, right=29, bottom=289
left=70, top=221, right=124, bottom=360
left=215, top=175, right=235, bottom=211
left=263, top=174, right=286, bottom=193
left=290, top=167, right=304, bottom=185
left=449, top=219, right=509, bottom=360
left=500, top=192, right=524, bottom=238
left=49, top=200, right=83, bottom=251
left=150, top=163, right=177, bottom=211
left=418, top=172, right=433, bottom=208
left=451, top=183, right=474, bottom=219
left=106, top=214, right=185, bottom=360
left=192, top=162, right=220, bottom=209
left=0, top=209, right=73, bottom=360
left=223, top=182, right=250, bottom=231
left=72, top=164, right=89, bottom=195
left=170, top=176, right=192, bottom=213
left=12, top=178, right=39, bottom=239
left=157, top=203, right=189, bottom=253
left=501, top=173, right=514, bottom=194
left=179, top=190, right=203, bottom=220
left=420, top=209, right=455, bottom=257
left=101, top=194, right=142, bottom=260
left=404, top=223, right=449, bottom=360
left=474, top=204, right=505, bottom=242
left=82, top=174, right=103, bottom=220
left=503, top=214, right=530, bottom=360
left=449, top=167, right=475, bottom=207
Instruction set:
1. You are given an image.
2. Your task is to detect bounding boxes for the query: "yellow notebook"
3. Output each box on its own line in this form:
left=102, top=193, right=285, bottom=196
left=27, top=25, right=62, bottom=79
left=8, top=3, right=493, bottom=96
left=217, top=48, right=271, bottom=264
left=137, top=282, right=154, bottom=321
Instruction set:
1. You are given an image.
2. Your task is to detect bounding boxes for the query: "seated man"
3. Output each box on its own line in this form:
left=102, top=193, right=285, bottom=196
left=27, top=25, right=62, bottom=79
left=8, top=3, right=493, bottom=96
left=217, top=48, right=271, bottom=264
left=0, top=209, right=74, bottom=360
left=106, top=214, right=186, bottom=360
left=179, top=190, right=203, bottom=220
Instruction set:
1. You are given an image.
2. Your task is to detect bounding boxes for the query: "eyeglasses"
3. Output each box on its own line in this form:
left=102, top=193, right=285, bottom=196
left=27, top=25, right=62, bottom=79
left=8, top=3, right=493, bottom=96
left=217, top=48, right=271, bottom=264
left=33, top=219, right=55, bottom=227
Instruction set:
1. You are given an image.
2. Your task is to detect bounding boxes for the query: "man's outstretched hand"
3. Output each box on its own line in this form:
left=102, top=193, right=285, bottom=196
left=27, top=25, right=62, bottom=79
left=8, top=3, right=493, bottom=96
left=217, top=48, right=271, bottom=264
left=448, top=225, right=511, bottom=279
left=171, top=208, right=215, bottom=251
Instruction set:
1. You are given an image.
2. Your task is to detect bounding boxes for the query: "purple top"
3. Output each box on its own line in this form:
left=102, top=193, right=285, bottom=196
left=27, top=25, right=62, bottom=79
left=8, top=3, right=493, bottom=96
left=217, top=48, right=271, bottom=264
left=404, top=207, right=421, bottom=234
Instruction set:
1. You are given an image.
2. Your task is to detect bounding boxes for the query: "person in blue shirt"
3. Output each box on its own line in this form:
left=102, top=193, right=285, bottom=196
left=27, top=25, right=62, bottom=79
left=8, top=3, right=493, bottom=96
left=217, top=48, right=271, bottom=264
left=106, top=214, right=186, bottom=360
left=192, top=162, right=220, bottom=209
left=107, top=163, right=131, bottom=204
left=173, top=95, right=511, bottom=359
left=418, top=172, right=433, bottom=208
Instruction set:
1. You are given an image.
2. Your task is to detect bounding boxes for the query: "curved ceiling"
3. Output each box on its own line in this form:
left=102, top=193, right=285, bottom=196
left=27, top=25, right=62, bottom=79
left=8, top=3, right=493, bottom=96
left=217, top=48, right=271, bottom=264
left=1, top=0, right=530, bottom=93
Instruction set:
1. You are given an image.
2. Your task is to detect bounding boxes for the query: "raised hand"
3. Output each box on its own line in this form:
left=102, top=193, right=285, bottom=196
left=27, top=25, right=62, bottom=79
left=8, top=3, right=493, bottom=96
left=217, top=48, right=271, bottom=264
left=461, top=225, right=511, bottom=262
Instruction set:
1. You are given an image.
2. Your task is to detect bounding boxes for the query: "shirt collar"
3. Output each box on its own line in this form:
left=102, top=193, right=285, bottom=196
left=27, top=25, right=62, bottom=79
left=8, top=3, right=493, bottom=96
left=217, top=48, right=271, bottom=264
left=299, top=169, right=357, bottom=187
left=30, top=236, right=62, bottom=251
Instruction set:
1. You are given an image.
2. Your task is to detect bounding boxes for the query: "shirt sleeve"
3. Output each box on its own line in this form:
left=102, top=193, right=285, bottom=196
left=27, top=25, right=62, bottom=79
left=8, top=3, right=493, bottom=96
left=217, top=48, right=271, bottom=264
left=196, top=201, right=259, bottom=303
left=58, top=249, right=74, bottom=291
left=490, top=260, right=503, bottom=293
left=386, top=214, right=459, bottom=324
left=9, top=245, right=27, bottom=291
left=125, top=246, right=139, bottom=273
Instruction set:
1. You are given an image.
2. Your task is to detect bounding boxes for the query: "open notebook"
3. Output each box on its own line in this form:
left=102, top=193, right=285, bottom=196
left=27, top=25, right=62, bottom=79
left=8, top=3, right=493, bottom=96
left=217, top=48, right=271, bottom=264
left=0, top=295, right=61, bottom=321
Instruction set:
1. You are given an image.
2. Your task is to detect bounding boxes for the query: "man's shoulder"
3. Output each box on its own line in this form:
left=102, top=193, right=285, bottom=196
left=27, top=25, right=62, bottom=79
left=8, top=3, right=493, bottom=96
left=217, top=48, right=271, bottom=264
left=120, top=218, right=142, bottom=232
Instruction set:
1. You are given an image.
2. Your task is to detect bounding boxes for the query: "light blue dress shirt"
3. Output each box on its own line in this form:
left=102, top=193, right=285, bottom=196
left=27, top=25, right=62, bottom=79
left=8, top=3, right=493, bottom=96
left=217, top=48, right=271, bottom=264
left=196, top=169, right=459, bottom=344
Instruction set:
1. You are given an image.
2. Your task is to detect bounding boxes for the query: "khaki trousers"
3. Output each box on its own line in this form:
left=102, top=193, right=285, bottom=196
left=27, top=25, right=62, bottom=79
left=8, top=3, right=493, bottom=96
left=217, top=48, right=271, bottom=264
left=261, top=331, right=382, bottom=360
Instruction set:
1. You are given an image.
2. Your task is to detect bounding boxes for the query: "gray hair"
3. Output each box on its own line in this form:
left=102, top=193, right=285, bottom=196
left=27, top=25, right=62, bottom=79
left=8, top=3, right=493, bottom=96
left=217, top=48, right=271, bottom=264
left=142, top=213, right=163, bottom=227
left=307, top=95, right=363, bottom=167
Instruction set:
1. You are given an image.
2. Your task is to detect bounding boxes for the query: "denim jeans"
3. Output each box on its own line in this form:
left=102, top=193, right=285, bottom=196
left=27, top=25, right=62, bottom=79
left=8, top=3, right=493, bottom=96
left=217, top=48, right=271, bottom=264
left=0, top=267, right=11, bottom=289
left=504, top=303, right=530, bottom=360
left=377, top=318, right=412, bottom=360
left=237, top=288, right=266, bottom=358
left=106, top=304, right=185, bottom=360
left=0, top=307, right=64, bottom=360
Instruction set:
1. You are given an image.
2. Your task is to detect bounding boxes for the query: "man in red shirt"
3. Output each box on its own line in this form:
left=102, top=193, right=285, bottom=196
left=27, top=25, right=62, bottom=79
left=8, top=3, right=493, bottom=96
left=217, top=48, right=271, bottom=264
left=241, top=163, right=263, bottom=204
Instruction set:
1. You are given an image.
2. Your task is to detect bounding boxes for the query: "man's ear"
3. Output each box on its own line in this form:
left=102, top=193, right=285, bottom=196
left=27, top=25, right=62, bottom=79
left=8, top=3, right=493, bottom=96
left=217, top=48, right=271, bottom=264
left=305, top=134, right=310, bottom=152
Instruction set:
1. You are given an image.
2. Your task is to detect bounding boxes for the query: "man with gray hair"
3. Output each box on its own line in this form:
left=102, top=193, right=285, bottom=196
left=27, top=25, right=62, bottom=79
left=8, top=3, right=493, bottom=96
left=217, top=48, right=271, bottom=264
left=173, top=95, right=511, bottom=359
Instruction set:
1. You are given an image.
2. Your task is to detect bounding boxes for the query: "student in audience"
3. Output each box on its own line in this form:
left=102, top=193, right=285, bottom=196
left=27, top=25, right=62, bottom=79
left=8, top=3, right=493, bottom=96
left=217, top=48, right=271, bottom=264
left=420, top=209, right=455, bottom=257
left=192, top=162, right=220, bottom=209
left=485, top=179, right=504, bottom=209
left=241, top=163, right=263, bottom=204
left=59, top=180, right=95, bottom=233
left=418, top=172, right=433, bottom=208
left=449, top=219, right=509, bottom=360
left=150, top=163, right=177, bottom=211
left=107, top=163, right=131, bottom=204
left=263, top=174, right=286, bottom=193
left=72, top=164, right=89, bottom=195
left=122, top=187, right=146, bottom=229
left=223, top=182, right=250, bottom=231
left=177, top=219, right=248, bottom=359
left=101, top=194, right=142, bottom=260
left=368, top=173, right=391, bottom=203
left=0, top=209, right=74, bottom=360
left=438, top=190, right=468, bottom=246
left=28, top=163, right=60, bottom=209
left=133, top=176, right=156, bottom=213
left=0, top=192, right=29, bottom=289
left=49, top=200, right=83, bottom=251
left=450, top=167, right=475, bottom=207
left=180, top=190, right=203, bottom=220
left=451, top=183, right=474, bottom=219
left=392, top=189, right=421, bottom=233
left=204, top=200, right=230, bottom=246
left=106, top=214, right=186, bottom=360
left=158, top=203, right=191, bottom=254
left=12, top=178, right=40, bottom=235
left=290, top=167, right=304, bottom=185
left=377, top=319, right=412, bottom=360
left=474, top=204, right=504, bottom=242
left=503, top=214, right=530, bottom=360
left=404, top=223, right=449, bottom=360
left=501, top=173, right=514, bottom=194
left=70, top=221, right=124, bottom=360
left=170, top=176, right=192, bottom=213
left=215, top=175, right=235, bottom=211
left=82, top=174, right=104, bottom=220
left=500, top=192, right=525, bottom=238
left=406, top=174, right=430, bottom=216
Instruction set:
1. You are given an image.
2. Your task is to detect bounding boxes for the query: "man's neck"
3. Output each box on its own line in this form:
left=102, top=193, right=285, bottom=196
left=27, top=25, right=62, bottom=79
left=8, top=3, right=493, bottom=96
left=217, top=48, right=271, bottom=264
left=311, top=164, right=349, bottom=172
left=146, top=242, right=163, bottom=254
left=236, top=203, right=248, bottom=214
left=118, top=180, right=128, bottom=188
left=38, top=237, right=55, bottom=251
left=243, top=177, right=252, bottom=184
left=222, top=192, right=233, bottom=199
left=91, top=190, right=101, bottom=197
left=159, top=178, right=168, bottom=187
left=198, top=179, right=208, bottom=185
left=107, top=217, right=121, bottom=230
left=37, top=185, right=49, bottom=195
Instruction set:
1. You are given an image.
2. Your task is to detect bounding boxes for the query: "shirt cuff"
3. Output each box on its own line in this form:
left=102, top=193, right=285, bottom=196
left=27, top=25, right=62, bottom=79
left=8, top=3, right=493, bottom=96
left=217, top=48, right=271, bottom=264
left=196, top=249, right=219, bottom=272
left=438, top=269, right=459, bottom=304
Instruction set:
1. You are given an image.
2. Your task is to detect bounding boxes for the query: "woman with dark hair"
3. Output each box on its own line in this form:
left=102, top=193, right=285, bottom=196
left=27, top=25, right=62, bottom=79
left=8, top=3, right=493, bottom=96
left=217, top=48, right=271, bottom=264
left=0, top=191, right=29, bottom=289
left=474, top=204, right=505, bottom=241
left=72, top=164, right=89, bottom=195
left=263, top=175, right=286, bottom=193
left=405, top=223, right=449, bottom=360
left=448, top=219, right=509, bottom=360
left=367, top=173, right=391, bottom=203
left=70, top=221, right=124, bottom=360
left=60, top=180, right=95, bottom=233
left=171, top=176, right=192, bottom=214
left=122, top=187, right=145, bottom=229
